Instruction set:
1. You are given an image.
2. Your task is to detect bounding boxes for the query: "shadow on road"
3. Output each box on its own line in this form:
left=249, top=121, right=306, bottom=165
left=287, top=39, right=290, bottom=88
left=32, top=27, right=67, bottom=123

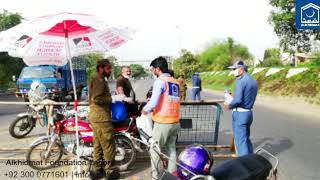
left=217, top=130, right=294, bottom=156
left=255, top=137, right=294, bottom=156
left=120, top=158, right=151, bottom=179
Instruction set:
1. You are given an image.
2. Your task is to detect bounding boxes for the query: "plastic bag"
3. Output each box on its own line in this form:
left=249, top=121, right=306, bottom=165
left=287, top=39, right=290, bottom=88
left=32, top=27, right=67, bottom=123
left=136, top=114, right=153, bottom=143
left=224, top=91, right=233, bottom=104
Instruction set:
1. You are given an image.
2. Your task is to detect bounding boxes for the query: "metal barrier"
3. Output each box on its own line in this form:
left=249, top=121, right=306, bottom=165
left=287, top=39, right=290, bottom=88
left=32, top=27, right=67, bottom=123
left=178, top=101, right=223, bottom=145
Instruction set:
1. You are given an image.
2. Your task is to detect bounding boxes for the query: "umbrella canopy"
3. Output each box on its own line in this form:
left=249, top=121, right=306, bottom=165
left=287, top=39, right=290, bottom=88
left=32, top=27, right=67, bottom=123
left=0, top=12, right=132, bottom=66
left=0, top=12, right=133, bottom=172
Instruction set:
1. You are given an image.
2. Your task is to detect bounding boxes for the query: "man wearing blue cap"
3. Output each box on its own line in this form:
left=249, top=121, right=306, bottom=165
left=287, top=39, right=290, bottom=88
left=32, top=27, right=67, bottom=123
left=224, top=60, right=258, bottom=156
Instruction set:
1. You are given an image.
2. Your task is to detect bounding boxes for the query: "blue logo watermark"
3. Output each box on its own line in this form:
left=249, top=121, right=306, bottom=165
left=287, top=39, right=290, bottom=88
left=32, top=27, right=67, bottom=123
left=296, top=0, right=320, bottom=29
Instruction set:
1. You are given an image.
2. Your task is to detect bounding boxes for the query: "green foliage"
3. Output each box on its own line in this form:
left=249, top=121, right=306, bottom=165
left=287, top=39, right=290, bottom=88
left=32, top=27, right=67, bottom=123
left=201, top=72, right=236, bottom=91
left=269, top=0, right=313, bottom=52
left=198, top=38, right=253, bottom=71
left=84, top=53, right=104, bottom=80
left=201, top=68, right=320, bottom=104
left=0, top=53, right=25, bottom=90
left=130, top=64, right=147, bottom=78
left=0, top=11, right=23, bottom=90
left=259, top=48, right=283, bottom=67
left=298, top=52, right=320, bottom=67
left=113, top=65, right=121, bottom=79
left=105, top=55, right=121, bottom=79
left=0, top=10, right=22, bottom=31
left=173, top=49, right=200, bottom=78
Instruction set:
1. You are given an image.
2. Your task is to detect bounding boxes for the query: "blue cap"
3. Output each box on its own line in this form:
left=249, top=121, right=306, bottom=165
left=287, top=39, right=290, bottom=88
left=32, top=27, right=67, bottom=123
left=228, top=60, right=247, bottom=70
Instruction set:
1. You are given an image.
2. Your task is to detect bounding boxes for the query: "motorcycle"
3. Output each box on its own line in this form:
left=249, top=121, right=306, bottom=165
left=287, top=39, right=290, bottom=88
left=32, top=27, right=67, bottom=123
left=136, top=128, right=278, bottom=180
left=26, top=108, right=136, bottom=171
left=9, top=104, right=64, bottom=139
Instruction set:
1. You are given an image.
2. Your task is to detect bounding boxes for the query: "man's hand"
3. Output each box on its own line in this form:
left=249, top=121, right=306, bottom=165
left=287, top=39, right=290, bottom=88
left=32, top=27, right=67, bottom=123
left=123, top=97, right=134, bottom=104
left=224, top=102, right=231, bottom=110
left=141, top=110, right=148, bottom=115
left=111, top=94, right=126, bottom=103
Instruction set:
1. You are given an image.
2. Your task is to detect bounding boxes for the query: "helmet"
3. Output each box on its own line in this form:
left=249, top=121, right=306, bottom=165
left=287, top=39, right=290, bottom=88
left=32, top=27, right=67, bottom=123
left=177, top=144, right=213, bottom=180
left=29, top=81, right=47, bottom=103
left=111, top=101, right=128, bottom=122
left=30, top=81, right=41, bottom=91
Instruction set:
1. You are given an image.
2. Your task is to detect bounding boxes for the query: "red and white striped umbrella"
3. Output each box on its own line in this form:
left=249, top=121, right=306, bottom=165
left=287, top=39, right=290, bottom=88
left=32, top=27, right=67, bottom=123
left=1, top=12, right=133, bottom=66
left=0, top=12, right=133, bottom=171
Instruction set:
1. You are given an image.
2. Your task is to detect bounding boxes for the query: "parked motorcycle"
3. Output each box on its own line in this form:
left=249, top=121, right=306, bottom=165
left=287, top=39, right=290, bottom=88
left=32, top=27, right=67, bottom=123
left=136, top=128, right=278, bottom=180
left=9, top=104, right=64, bottom=138
left=26, top=109, right=136, bottom=171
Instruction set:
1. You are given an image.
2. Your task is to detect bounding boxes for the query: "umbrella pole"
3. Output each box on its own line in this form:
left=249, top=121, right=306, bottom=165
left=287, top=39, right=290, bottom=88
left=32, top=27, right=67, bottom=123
left=64, top=21, right=81, bottom=174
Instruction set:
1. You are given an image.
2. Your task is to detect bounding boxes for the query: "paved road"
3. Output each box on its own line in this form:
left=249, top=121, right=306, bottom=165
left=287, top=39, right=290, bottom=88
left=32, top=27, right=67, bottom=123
left=0, top=79, right=319, bottom=179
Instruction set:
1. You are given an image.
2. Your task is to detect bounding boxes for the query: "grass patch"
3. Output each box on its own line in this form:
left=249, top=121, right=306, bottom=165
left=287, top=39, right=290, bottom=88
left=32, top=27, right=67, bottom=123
left=200, top=68, right=320, bottom=105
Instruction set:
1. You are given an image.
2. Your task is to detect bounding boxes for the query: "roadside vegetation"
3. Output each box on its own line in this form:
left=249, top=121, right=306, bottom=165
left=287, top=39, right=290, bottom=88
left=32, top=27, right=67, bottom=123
left=200, top=68, right=320, bottom=105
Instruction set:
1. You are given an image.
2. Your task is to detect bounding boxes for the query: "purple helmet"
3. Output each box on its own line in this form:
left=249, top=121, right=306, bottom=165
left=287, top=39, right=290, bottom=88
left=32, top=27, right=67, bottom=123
left=177, top=144, right=213, bottom=180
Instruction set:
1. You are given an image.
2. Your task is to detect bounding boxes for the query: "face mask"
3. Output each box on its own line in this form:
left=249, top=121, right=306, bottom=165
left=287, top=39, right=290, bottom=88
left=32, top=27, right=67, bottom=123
left=233, top=69, right=241, bottom=77
left=124, top=75, right=131, bottom=79
left=152, top=69, right=159, bottom=78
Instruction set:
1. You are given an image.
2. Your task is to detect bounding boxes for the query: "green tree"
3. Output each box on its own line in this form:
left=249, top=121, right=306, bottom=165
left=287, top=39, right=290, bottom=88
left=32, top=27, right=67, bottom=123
left=0, top=10, right=23, bottom=90
left=113, top=64, right=122, bottom=79
left=85, top=54, right=122, bottom=80
left=105, top=55, right=121, bottom=79
left=173, top=49, right=200, bottom=78
left=130, top=64, right=147, bottom=78
left=85, top=53, right=104, bottom=80
left=269, top=0, right=313, bottom=53
left=0, top=10, right=22, bottom=31
left=260, top=48, right=283, bottom=67
left=198, top=38, right=252, bottom=71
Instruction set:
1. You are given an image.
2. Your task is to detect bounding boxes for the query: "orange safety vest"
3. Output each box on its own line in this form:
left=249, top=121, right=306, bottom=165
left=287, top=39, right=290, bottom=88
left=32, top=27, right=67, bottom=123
left=152, top=76, right=180, bottom=124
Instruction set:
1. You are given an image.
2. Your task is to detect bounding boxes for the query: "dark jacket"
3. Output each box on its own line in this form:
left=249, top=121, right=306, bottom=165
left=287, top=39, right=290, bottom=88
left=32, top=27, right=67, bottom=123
left=116, top=75, right=136, bottom=101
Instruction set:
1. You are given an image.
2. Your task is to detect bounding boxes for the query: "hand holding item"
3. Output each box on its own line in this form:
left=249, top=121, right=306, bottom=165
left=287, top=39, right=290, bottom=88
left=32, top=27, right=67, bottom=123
left=123, top=97, right=134, bottom=103
left=111, top=94, right=126, bottom=103
left=224, top=90, right=233, bottom=104
left=224, top=102, right=233, bottom=110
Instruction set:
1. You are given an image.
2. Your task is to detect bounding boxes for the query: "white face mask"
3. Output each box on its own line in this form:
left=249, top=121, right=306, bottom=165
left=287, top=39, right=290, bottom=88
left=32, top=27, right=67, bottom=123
left=123, top=75, right=131, bottom=79
left=233, top=69, right=241, bottom=77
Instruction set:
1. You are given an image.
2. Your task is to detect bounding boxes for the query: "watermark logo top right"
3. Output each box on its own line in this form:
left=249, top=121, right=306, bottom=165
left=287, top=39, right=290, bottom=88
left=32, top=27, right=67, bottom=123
left=296, top=0, right=320, bottom=29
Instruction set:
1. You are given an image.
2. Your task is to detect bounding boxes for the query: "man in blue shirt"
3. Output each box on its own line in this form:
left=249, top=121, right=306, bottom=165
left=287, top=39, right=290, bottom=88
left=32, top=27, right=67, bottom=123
left=224, top=60, right=258, bottom=156
left=141, top=57, right=180, bottom=179
left=192, top=72, right=202, bottom=100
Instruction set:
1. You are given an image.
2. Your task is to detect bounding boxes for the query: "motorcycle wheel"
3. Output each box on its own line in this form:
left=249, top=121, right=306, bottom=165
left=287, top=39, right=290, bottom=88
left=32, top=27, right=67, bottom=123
left=114, top=134, right=136, bottom=171
left=9, top=115, right=35, bottom=139
left=26, top=140, right=64, bottom=170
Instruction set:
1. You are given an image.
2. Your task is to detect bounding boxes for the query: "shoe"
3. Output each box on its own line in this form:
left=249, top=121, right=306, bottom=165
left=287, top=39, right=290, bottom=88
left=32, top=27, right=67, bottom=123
left=106, top=170, right=121, bottom=180
left=89, top=169, right=106, bottom=180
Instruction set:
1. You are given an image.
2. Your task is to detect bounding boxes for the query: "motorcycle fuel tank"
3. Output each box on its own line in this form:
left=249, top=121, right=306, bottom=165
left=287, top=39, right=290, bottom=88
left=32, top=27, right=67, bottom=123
left=62, top=118, right=93, bottom=144
left=62, top=118, right=92, bottom=132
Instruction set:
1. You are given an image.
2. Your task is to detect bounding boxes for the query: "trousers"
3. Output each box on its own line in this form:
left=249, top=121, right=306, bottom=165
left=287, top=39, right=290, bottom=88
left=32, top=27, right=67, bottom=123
left=192, top=88, right=201, bottom=100
left=232, top=111, right=253, bottom=156
left=91, top=122, right=116, bottom=174
left=150, top=122, right=180, bottom=180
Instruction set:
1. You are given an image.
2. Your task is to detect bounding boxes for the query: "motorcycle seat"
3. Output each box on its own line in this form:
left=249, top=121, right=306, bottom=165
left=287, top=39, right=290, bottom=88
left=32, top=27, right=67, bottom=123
left=211, top=153, right=272, bottom=180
